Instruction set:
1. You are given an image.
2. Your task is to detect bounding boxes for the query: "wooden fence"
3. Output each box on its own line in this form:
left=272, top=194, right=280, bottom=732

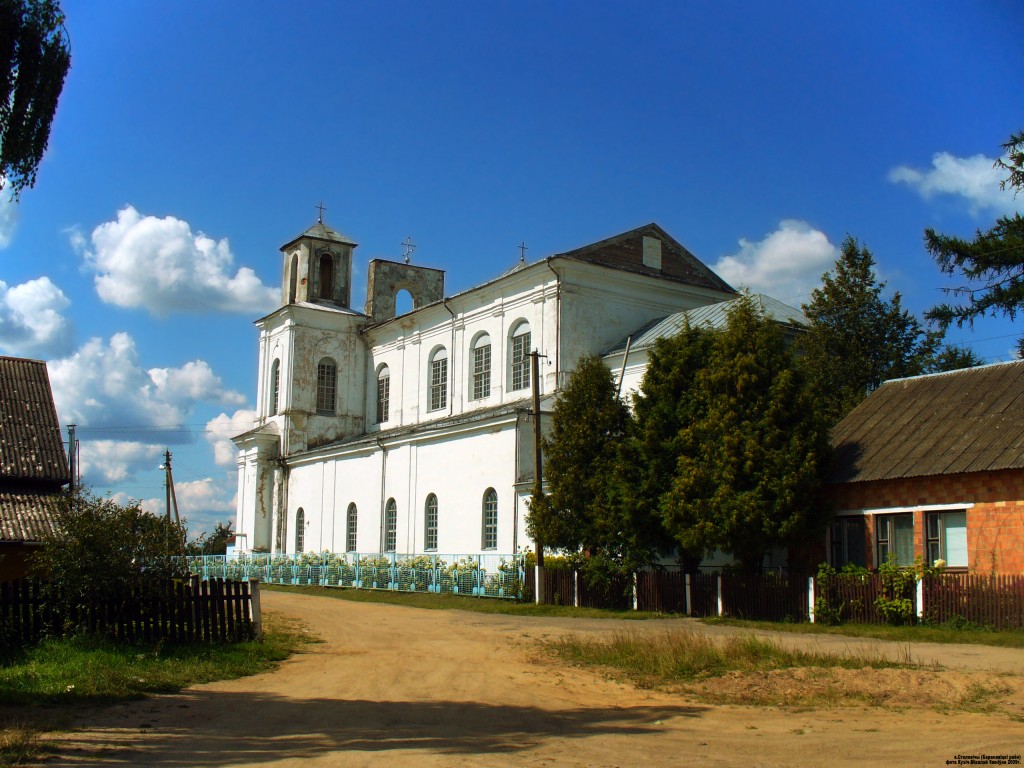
left=0, top=577, right=261, bottom=645
left=524, top=567, right=1024, bottom=629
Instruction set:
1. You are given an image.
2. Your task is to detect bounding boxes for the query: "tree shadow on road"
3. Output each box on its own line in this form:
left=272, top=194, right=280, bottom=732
left=47, top=689, right=707, bottom=765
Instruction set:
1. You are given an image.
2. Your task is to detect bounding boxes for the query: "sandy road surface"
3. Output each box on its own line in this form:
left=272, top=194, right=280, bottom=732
left=45, top=590, right=1024, bottom=768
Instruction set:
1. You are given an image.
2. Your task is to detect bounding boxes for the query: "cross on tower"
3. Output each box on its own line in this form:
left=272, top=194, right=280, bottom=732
left=402, top=236, right=416, bottom=264
left=518, top=241, right=528, bottom=263
left=315, top=201, right=327, bottom=224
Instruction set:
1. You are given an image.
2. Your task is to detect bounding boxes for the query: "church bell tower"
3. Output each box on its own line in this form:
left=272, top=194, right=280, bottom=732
left=279, top=211, right=356, bottom=308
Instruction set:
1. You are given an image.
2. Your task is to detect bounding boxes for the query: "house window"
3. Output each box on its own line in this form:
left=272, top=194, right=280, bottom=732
left=926, top=510, right=968, bottom=568
left=830, top=517, right=866, bottom=568
left=317, top=358, right=337, bottom=415
left=510, top=322, right=531, bottom=391
left=482, top=488, right=498, bottom=550
left=424, top=494, right=438, bottom=551
left=270, top=359, right=280, bottom=415
left=384, top=498, right=397, bottom=552
left=318, top=253, right=334, bottom=299
left=429, top=348, right=448, bottom=412
left=346, top=503, right=358, bottom=553
left=376, top=366, right=390, bottom=423
left=472, top=334, right=491, bottom=400
left=876, top=513, right=914, bottom=567
left=295, top=508, right=305, bottom=553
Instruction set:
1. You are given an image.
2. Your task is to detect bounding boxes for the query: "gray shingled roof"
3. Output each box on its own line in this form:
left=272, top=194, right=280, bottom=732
left=829, top=360, right=1024, bottom=484
left=0, top=357, right=70, bottom=483
left=0, top=490, right=62, bottom=542
left=604, top=294, right=807, bottom=356
left=280, top=220, right=358, bottom=250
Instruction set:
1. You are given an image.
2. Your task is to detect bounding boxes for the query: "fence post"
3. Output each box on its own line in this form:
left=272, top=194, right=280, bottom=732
left=716, top=573, right=723, bottom=617
left=808, top=576, right=816, bottom=623
left=685, top=573, right=692, bottom=615
left=248, top=578, right=262, bottom=640
left=632, top=572, right=638, bottom=611
left=535, top=564, right=544, bottom=604
left=573, top=570, right=579, bottom=608
left=916, top=577, right=925, bottom=621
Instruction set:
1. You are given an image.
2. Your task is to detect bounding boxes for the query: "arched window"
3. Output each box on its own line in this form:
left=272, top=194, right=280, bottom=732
left=318, top=253, right=334, bottom=300
left=482, top=489, right=498, bottom=550
left=428, top=347, right=448, bottom=412
left=424, top=494, right=438, bottom=551
left=376, top=365, right=390, bottom=423
left=295, top=508, right=305, bottom=553
left=510, top=321, right=531, bottom=391
left=288, top=254, right=298, bottom=303
left=471, top=333, right=491, bottom=400
left=384, top=498, right=398, bottom=552
left=346, top=503, right=358, bottom=553
left=270, top=359, right=280, bottom=415
left=316, top=357, right=337, bottom=415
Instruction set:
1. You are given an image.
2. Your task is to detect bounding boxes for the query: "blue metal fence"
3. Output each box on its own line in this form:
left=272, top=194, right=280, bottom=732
left=184, top=552, right=526, bottom=600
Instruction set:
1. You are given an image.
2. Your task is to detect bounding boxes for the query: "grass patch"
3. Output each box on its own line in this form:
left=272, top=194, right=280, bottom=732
left=701, top=617, right=1024, bottom=649
left=550, top=629, right=910, bottom=684
left=264, top=583, right=659, bottom=619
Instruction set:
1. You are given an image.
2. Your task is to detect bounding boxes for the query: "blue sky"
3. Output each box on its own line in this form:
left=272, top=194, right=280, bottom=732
left=1, top=1, right=1021, bottom=535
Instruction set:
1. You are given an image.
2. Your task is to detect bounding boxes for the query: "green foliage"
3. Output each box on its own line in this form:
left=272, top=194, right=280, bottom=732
left=528, top=355, right=648, bottom=579
left=925, top=130, right=1024, bottom=356
left=928, top=343, right=984, bottom=373
left=873, top=556, right=918, bottom=626
left=800, top=236, right=940, bottom=425
left=0, top=0, right=71, bottom=198
left=813, top=562, right=844, bottom=626
left=32, top=490, right=188, bottom=624
left=665, top=295, right=832, bottom=572
left=186, top=520, right=234, bottom=556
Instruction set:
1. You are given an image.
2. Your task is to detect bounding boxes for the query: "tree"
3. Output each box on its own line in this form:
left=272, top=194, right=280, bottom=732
left=32, top=490, right=187, bottom=622
left=187, top=521, right=234, bottom=556
left=527, top=354, right=646, bottom=577
left=623, top=322, right=715, bottom=572
left=925, top=130, right=1024, bottom=355
left=665, top=296, right=831, bottom=572
left=800, top=236, right=938, bottom=426
left=0, top=0, right=71, bottom=198
left=928, top=344, right=984, bottom=373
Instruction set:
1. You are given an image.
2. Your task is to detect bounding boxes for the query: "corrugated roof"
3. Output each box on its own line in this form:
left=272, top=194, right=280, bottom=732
left=0, top=489, right=62, bottom=542
left=604, top=294, right=807, bottom=355
left=829, top=360, right=1024, bottom=484
left=0, top=357, right=70, bottom=483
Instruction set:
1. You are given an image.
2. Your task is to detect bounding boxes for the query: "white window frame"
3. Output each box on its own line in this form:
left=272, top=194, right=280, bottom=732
left=346, top=503, right=358, bottom=553
left=429, top=348, right=448, bottom=412
left=471, top=335, right=491, bottom=400
left=424, top=494, right=438, bottom=551
left=384, top=498, right=398, bottom=552
left=926, top=509, right=968, bottom=568
left=482, top=488, right=498, bottom=550
left=316, top=357, right=337, bottom=415
left=376, top=365, right=390, bottom=424
left=510, top=323, right=531, bottom=391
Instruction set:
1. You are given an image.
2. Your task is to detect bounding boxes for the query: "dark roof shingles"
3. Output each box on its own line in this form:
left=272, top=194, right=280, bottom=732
left=0, top=357, right=70, bottom=483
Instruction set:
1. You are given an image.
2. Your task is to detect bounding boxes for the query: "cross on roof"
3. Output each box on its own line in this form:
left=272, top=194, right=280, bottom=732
left=518, top=241, right=528, bottom=262
left=315, top=201, right=327, bottom=224
left=402, top=236, right=416, bottom=264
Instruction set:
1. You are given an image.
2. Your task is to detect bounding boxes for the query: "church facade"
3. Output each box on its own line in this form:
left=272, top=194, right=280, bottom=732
left=232, top=220, right=743, bottom=557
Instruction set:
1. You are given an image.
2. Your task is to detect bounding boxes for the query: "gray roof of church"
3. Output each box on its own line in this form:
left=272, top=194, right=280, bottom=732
left=603, top=293, right=806, bottom=356
left=829, top=360, right=1024, bottom=484
left=280, top=221, right=358, bottom=251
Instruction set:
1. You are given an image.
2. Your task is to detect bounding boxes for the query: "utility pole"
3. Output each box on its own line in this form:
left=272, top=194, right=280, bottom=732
left=162, top=450, right=183, bottom=557
left=66, top=424, right=77, bottom=493
left=528, top=351, right=547, bottom=568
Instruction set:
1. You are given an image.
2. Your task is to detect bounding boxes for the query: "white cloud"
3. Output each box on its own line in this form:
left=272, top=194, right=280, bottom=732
left=0, top=277, right=73, bottom=357
left=134, top=478, right=236, bottom=536
left=0, top=186, right=17, bottom=248
left=78, top=441, right=162, bottom=485
left=48, top=332, right=248, bottom=484
left=205, top=409, right=258, bottom=467
left=888, top=152, right=1022, bottom=216
left=713, top=220, right=839, bottom=308
left=75, top=205, right=278, bottom=315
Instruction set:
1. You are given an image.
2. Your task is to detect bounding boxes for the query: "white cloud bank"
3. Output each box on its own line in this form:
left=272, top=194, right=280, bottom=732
left=49, top=332, right=247, bottom=485
left=0, top=277, right=73, bottom=357
left=130, top=478, right=236, bottom=536
left=75, top=205, right=278, bottom=315
left=888, top=152, right=1023, bottom=216
left=205, top=409, right=258, bottom=467
left=712, top=220, right=839, bottom=308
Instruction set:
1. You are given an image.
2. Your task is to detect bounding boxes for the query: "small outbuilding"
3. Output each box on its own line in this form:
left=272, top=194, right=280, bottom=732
left=0, top=357, right=70, bottom=580
left=825, top=360, right=1024, bottom=575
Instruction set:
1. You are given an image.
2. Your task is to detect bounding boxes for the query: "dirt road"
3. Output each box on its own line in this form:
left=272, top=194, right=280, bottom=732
left=46, top=590, right=1024, bottom=767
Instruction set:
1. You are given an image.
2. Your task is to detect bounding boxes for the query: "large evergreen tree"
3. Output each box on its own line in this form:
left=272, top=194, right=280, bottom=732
left=528, top=354, right=647, bottom=575
left=925, top=130, right=1024, bottom=355
left=0, top=0, right=71, bottom=198
left=665, top=296, right=831, bottom=572
left=800, top=236, right=938, bottom=426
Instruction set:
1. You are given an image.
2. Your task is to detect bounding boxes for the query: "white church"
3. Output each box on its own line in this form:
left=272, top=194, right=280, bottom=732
left=232, top=219, right=804, bottom=557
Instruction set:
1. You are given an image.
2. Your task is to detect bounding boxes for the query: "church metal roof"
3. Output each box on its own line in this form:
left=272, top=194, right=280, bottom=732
left=280, top=221, right=358, bottom=251
left=603, top=293, right=807, bottom=356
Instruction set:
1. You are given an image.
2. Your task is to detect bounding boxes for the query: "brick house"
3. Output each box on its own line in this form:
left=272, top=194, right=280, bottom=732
left=825, top=360, right=1024, bottom=575
left=0, top=357, right=70, bottom=580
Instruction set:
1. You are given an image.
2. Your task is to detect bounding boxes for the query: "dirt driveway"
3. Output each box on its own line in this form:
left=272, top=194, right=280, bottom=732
left=45, top=590, right=1024, bottom=768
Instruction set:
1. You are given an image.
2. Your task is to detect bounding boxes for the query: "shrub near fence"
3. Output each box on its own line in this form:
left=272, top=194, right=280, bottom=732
left=0, top=577, right=259, bottom=645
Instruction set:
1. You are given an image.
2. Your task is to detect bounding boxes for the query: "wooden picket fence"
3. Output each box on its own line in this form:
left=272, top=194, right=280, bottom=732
left=922, top=573, right=1024, bottom=630
left=0, top=576, right=261, bottom=645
